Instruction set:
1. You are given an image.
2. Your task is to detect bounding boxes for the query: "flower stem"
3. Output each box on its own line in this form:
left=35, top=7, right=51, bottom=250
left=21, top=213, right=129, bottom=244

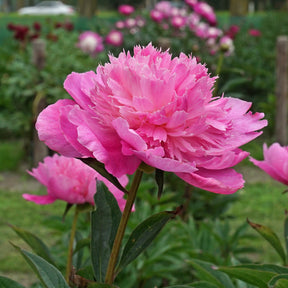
left=105, top=168, right=143, bottom=285
left=65, top=206, right=79, bottom=284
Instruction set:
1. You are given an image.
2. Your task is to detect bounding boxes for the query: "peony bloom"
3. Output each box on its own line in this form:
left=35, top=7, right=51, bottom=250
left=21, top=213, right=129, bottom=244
left=36, top=44, right=267, bottom=194
left=23, top=154, right=128, bottom=210
left=105, top=30, right=123, bottom=47
left=118, top=4, right=135, bottom=16
left=77, top=31, right=104, bottom=57
left=250, top=143, right=288, bottom=185
left=150, top=9, right=164, bottom=23
left=193, top=1, right=217, bottom=26
left=171, top=15, right=186, bottom=29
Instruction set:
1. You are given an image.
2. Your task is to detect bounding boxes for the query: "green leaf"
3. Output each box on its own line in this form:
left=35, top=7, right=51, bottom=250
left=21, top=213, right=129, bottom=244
left=188, top=259, right=235, bottom=288
left=117, top=209, right=179, bottom=272
left=189, top=282, right=219, bottom=288
left=9, top=224, right=56, bottom=266
left=88, top=284, right=119, bottom=288
left=268, top=274, right=288, bottom=288
left=219, top=266, right=276, bottom=288
left=81, top=158, right=128, bottom=194
left=155, top=169, right=164, bottom=199
left=284, top=210, right=288, bottom=262
left=91, top=182, right=122, bottom=283
left=247, top=218, right=286, bottom=265
left=11, top=244, right=69, bottom=288
left=0, top=276, right=25, bottom=288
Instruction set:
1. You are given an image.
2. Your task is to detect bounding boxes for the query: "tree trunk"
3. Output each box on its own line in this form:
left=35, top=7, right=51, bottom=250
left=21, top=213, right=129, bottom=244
left=78, top=0, right=97, bottom=18
left=229, top=0, right=248, bottom=16
left=275, top=36, right=288, bottom=145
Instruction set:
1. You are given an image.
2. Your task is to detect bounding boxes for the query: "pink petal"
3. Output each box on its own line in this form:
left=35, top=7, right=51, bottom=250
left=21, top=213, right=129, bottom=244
left=22, top=194, right=56, bottom=205
left=177, top=168, right=245, bottom=194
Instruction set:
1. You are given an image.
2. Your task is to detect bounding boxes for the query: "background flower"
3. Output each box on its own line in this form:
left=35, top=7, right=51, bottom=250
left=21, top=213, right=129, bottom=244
left=77, top=31, right=104, bottom=57
left=23, top=154, right=128, bottom=210
left=36, top=44, right=267, bottom=194
left=250, top=143, right=288, bottom=185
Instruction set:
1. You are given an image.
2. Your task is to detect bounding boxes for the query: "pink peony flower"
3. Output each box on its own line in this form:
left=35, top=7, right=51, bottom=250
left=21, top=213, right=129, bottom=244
left=36, top=44, right=267, bottom=194
left=23, top=154, right=128, bottom=210
left=105, top=30, right=123, bottom=47
left=150, top=9, right=164, bottom=23
left=171, top=15, right=186, bottom=29
left=193, top=1, right=217, bottom=25
left=250, top=143, right=288, bottom=185
left=118, top=4, right=135, bottom=16
left=77, top=31, right=104, bottom=57
left=249, top=29, right=261, bottom=37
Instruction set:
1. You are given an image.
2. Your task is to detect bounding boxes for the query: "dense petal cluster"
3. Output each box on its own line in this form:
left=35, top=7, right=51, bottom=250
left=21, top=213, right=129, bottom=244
left=36, top=44, right=267, bottom=194
left=250, top=143, right=288, bottom=185
left=23, top=154, right=128, bottom=210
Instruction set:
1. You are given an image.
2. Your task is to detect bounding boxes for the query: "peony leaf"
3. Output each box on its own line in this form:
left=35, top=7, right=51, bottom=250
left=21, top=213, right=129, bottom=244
left=11, top=243, right=69, bottom=288
left=247, top=218, right=287, bottom=265
left=117, top=208, right=180, bottom=273
left=81, top=158, right=128, bottom=193
left=284, top=210, right=288, bottom=262
left=155, top=169, right=164, bottom=199
left=188, top=259, right=235, bottom=288
left=218, top=265, right=276, bottom=288
left=166, top=283, right=218, bottom=288
left=9, top=224, right=56, bottom=266
left=91, top=182, right=122, bottom=283
left=0, top=276, right=25, bottom=288
left=268, top=274, right=288, bottom=288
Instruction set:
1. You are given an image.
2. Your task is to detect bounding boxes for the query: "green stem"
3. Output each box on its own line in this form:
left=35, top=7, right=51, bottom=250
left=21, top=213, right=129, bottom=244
left=65, top=206, right=79, bottom=284
left=105, top=168, right=143, bottom=285
left=213, top=52, right=224, bottom=97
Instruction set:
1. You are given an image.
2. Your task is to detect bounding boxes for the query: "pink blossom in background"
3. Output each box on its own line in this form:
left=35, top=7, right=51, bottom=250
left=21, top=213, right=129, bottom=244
left=187, top=12, right=200, bottom=30
left=154, top=1, right=172, bottom=18
left=115, top=20, right=126, bottom=29
left=150, top=9, right=164, bottom=23
left=36, top=44, right=267, bottom=194
left=105, top=30, right=123, bottom=47
left=77, top=31, right=104, bottom=57
left=206, top=27, right=223, bottom=39
left=185, top=0, right=198, bottom=8
left=125, top=18, right=137, bottom=29
left=219, top=35, right=234, bottom=56
left=226, top=24, right=240, bottom=39
left=194, top=22, right=209, bottom=38
left=193, top=1, right=217, bottom=25
left=171, top=15, right=186, bottom=29
left=118, top=4, right=135, bottom=16
left=250, top=143, right=288, bottom=185
left=249, top=29, right=261, bottom=37
left=23, top=154, right=128, bottom=210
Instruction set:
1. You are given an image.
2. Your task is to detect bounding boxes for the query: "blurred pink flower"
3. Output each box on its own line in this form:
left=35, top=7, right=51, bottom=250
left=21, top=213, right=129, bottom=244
left=193, top=1, right=217, bottom=25
left=150, top=9, right=164, bottom=23
left=249, top=29, right=261, bottom=37
left=118, top=4, right=135, bottom=16
left=226, top=24, right=240, bottom=39
left=219, top=35, right=234, bottom=56
left=23, top=154, right=128, bottom=210
left=77, top=31, right=104, bottom=57
left=115, top=20, right=126, bottom=29
left=250, top=143, right=288, bottom=185
left=36, top=44, right=267, bottom=194
left=171, top=15, right=186, bottom=29
left=105, top=30, right=123, bottom=47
